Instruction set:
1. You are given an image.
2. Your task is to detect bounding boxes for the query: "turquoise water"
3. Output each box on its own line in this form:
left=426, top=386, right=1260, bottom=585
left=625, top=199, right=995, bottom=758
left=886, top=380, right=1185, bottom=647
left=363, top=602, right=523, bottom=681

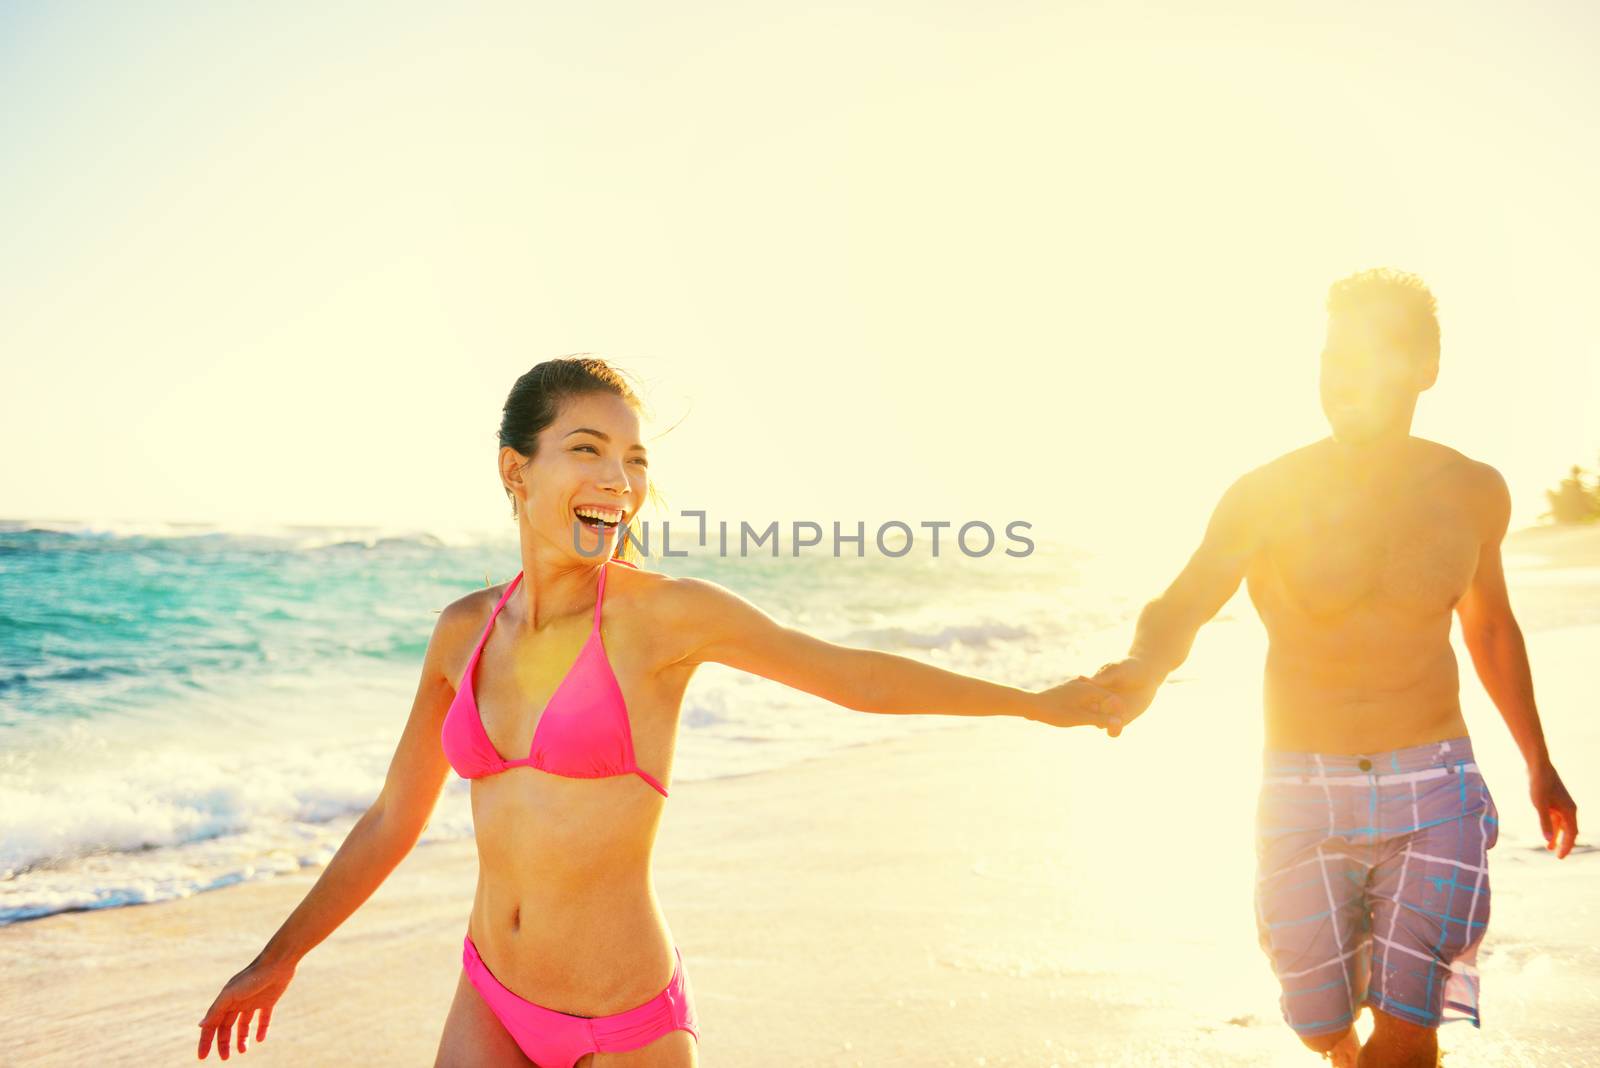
left=0, top=519, right=1114, bottom=925
left=9, top=518, right=1590, bottom=934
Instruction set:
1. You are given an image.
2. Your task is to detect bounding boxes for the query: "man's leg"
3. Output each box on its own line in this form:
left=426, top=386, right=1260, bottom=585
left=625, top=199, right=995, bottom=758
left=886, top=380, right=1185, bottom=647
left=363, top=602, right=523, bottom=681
left=1254, top=768, right=1372, bottom=1063
left=1364, top=743, right=1499, bottom=1065
left=1303, top=1025, right=1361, bottom=1066
left=1357, top=1007, right=1436, bottom=1067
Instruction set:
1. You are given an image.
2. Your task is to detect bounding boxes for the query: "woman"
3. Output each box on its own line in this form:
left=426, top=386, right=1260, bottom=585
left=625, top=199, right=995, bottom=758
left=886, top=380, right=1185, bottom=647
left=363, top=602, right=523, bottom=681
left=196, top=357, right=1116, bottom=1067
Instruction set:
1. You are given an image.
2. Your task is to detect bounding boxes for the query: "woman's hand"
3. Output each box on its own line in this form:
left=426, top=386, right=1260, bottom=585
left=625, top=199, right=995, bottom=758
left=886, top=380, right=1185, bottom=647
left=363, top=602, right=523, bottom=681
left=1029, top=676, right=1121, bottom=730
left=196, top=953, right=296, bottom=1060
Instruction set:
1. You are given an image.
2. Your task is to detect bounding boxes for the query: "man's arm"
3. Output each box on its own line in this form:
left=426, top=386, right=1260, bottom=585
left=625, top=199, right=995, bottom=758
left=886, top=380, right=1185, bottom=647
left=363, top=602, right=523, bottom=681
left=1455, top=465, right=1579, bottom=858
left=1094, top=469, right=1264, bottom=735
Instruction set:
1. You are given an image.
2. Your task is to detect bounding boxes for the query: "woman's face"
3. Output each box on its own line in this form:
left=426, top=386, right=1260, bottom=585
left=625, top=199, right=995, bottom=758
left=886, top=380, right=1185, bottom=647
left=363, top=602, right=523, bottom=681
left=507, top=391, right=648, bottom=560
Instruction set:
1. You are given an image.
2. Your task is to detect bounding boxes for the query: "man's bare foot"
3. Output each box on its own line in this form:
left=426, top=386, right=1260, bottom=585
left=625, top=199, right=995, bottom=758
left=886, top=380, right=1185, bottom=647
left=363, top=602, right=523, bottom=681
left=1322, top=1027, right=1360, bottom=1067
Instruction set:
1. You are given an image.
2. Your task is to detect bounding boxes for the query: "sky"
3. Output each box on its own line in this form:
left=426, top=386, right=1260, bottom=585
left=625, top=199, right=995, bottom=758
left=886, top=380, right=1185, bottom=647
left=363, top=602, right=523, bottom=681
left=3, top=1, right=1598, bottom=559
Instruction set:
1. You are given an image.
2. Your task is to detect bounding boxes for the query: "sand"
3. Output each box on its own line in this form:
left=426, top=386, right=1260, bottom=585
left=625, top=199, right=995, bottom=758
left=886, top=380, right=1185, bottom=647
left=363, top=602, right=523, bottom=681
left=5, top=532, right=1598, bottom=1067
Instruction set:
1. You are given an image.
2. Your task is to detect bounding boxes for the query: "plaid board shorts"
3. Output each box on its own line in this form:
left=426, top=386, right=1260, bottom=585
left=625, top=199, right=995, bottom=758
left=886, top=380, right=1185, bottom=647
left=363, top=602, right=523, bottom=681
left=1254, top=737, right=1499, bottom=1036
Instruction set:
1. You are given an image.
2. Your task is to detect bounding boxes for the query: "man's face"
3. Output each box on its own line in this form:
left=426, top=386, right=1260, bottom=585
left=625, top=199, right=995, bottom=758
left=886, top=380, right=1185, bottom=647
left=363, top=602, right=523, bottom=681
left=1319, top=300, right=1436, bottom=444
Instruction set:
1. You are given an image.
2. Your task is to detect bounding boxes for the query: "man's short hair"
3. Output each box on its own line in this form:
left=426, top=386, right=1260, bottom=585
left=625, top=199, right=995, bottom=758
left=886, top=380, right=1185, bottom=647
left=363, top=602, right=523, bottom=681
left=1325, top=268, right=1440, bottom=363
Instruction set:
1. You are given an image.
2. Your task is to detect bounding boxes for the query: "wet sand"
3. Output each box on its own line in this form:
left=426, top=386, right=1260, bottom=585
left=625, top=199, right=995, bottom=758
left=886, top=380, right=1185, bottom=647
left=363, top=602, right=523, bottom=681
left=4, top=534, right=1598, bottom=1066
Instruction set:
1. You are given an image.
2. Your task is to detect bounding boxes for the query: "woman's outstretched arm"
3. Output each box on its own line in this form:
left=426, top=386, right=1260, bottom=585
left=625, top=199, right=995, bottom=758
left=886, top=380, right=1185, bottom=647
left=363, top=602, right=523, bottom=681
left=658, top=577, right=1117, bottom=729
left=195, top=596, right=472, bottom=1060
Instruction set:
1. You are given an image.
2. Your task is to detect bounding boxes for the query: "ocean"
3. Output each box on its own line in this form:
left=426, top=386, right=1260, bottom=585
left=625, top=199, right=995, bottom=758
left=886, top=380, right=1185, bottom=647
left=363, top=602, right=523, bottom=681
left=0, top=518, right=1138, bottom=926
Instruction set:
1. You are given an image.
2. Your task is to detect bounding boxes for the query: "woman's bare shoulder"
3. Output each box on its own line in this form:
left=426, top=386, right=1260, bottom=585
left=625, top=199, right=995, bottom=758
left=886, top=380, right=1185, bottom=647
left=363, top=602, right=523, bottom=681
left=426, top=580, right=508, bottom=680
left=603, top=562, right=755, bottom=667
left=607, top=561, right=736, bottom=613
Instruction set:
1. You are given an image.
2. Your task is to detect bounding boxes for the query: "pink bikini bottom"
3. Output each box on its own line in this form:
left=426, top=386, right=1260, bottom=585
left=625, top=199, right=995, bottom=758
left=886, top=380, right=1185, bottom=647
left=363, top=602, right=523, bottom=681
left=462, top=933, right=699, bottom=1067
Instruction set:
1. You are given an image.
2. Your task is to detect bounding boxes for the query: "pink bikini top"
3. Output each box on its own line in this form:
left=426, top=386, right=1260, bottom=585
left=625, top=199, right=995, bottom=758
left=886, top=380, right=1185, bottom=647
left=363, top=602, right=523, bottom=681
left=440, top=559, right=668, bottom=797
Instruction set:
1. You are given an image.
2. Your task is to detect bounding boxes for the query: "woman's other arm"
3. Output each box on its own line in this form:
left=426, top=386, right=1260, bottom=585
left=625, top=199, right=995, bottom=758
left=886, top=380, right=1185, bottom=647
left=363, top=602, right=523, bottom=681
left=196, top=596, right=474, bottom=1059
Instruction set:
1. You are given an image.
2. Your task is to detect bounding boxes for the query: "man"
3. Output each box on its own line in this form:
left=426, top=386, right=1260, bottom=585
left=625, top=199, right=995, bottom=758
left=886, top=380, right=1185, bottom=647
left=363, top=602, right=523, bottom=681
left=1092, top=268, right=1579, bottom=1067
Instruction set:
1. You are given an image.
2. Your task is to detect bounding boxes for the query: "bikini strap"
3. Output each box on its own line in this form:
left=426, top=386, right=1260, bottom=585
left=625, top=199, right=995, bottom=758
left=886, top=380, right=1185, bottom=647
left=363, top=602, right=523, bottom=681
left=470, top=572, right=523, bottom=660
left=592, top=557, right=640, bottom=628
left=495, top=572, right=524, bottom=617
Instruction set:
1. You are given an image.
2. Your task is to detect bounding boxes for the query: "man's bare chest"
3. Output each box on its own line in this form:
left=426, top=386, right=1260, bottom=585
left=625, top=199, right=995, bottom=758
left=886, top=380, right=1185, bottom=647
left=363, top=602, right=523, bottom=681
left=1254, top=484, right=1482, bottom=620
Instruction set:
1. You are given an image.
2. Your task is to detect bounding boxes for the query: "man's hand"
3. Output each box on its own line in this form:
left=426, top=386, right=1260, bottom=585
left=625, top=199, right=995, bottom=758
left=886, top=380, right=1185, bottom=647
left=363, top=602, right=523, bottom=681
left=1090, top=657, right=1167, bottom=738
left=1530, top=760, right=1579, bottom=859
left=1029, top=676, right=1122, bottom=730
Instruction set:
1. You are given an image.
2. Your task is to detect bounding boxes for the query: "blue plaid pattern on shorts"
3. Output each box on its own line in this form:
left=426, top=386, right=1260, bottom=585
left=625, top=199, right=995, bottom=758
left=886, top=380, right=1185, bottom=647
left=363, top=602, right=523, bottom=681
left=1254, top=737, right=1499, bottom=1036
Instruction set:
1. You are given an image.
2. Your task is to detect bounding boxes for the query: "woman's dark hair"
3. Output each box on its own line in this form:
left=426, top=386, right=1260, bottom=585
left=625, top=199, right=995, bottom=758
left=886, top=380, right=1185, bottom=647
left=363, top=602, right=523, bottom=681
left=499, top=355, right=648, bottom=562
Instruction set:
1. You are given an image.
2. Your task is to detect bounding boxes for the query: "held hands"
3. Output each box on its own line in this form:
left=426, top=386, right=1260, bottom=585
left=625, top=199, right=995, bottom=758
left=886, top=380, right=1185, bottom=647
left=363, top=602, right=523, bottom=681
left=1029, top=676, right=1122, bottom=730
left=1088, top=657, right=1167, bottom=738
left=1530, top=760, right=1580, bottom=859
left=197, top=953, right=296, bottom=1060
